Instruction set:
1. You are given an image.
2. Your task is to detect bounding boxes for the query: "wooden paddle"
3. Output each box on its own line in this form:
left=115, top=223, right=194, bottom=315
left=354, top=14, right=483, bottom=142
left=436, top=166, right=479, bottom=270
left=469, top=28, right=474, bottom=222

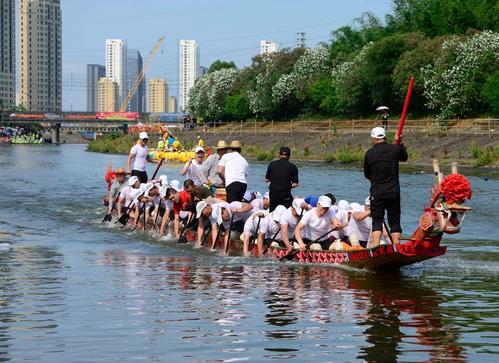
left=150, top=158, right=164, bottom=180
left=224, top=212, right=236, bottom=254
left=382, top=220, right=395, bottom=246
left=262, top=226, right=281, bottom=256
left=248, top=215, right=263, bottom=249
left=102, top=195, right=120, bottom=223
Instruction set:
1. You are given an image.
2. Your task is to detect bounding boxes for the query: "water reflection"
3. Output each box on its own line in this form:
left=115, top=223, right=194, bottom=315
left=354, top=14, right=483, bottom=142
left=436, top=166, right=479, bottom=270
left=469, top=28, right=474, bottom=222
left=0, top=245, right=66, bottom=362
left=102, top=250, right=466, bottom=361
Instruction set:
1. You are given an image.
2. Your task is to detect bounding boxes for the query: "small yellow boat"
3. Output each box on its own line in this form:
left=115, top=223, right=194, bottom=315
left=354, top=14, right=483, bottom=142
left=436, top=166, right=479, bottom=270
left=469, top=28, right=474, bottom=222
left=149, top=149, right=195, bottom=163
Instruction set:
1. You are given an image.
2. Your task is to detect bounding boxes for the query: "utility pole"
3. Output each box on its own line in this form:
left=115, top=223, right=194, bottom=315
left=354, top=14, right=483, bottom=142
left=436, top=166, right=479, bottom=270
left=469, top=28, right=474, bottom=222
left=296, top=32, right=306, bottom=48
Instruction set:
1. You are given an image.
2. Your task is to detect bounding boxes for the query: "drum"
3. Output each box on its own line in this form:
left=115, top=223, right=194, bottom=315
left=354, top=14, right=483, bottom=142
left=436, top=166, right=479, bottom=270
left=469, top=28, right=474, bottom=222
left=215, top=188, right=227, bottom=201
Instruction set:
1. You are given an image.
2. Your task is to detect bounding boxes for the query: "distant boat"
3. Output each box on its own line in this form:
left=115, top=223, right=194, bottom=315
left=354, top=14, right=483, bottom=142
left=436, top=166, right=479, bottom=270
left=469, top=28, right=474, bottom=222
left=79, top=131, right=97, bottom=140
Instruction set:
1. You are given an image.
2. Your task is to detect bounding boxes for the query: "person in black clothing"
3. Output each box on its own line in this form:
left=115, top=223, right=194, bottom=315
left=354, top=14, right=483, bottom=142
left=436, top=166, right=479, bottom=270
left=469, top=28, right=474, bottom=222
left=265, top=146, right=299, bottom=212
left=364, top=127, right=408, bottom=246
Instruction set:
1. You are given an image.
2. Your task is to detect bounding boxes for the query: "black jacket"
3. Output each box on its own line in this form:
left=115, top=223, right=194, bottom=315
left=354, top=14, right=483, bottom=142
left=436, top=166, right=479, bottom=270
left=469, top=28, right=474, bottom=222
left=364, top=142, right=408, bottom=198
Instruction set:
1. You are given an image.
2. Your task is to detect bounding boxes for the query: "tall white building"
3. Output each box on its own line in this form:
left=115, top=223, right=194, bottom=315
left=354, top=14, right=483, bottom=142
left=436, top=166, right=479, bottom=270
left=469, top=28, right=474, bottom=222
left=179, top=40, right=200, bottom=112
left=0, top=0, right=15, bottom=109
left=105, top=39, right=126, bottom=107
left=260, top=40, right=279, bottom=56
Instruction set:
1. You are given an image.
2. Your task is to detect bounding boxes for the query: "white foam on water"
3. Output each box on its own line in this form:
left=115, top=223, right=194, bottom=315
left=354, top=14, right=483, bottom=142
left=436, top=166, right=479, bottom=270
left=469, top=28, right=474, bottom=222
left=0, top=242, right=11, bottom=250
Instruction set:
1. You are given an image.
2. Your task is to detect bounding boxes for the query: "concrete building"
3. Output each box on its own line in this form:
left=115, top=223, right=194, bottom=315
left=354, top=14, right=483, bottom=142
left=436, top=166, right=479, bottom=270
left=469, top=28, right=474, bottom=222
left=168, top=96, right=177, bottom=113
left=105, top=39, right=126, bottom=106
left=199, top=66, right=208, bottom=77
left=97, top=78, right=118, bottom=112
left=125, top=49, right=145, bottom=113
left=260, top=40, right=279, bottom=56
left=86, top=64, right=105, bottom=112
left=19, top=0, right=62, bottom=112
left=179, top=40, right=200, bottom=112
left=148, top=78, right=168, bottom=113
left=0, top=0, right=15, bottom=109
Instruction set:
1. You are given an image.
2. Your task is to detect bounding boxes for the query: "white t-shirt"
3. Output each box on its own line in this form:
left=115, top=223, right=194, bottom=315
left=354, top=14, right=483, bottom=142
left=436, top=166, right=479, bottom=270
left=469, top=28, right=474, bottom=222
left=331, top=209, right=349, bottom=239
left=300, top=207, right=337, bottom=241
left=280, top=208, right=301, bottom=239
left=259, top=213, right=281, bottom=239
left=346, top=206, right=371, bottom=242
left=185, top=160, right=205, bottom=186
left=130, top=143, right=149, bottom=171
left=218, top=151, right=249, bottom=187
left=120, top=186, right=133, bottom=206
left=243, top=211, right=267, bottom=235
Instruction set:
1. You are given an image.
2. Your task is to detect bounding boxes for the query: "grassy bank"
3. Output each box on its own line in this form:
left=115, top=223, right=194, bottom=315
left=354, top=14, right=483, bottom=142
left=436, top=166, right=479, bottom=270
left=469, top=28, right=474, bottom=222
left=88, top=129, right=499, bottom=169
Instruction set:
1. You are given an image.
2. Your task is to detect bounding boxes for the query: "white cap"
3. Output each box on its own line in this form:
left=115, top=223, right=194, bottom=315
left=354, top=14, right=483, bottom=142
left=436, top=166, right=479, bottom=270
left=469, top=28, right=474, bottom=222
left=128, top=176, right=139, bottom=186
left=349, top=202, right=363, bottom=212
left=263, top=192, right=270, bottom=200
left=318, top=195, right=332, bottom=208
left=139, top=131, right=149, bottom=140
left=364, top=196, right=371, bottom=206
left=159, top=175, right=168, bottom=186
left=338, top=200, right=349, bottom=210
left=292, top=198, right=305, bottom=215
left=370, top=127, right=385, bottom=139
left=196, top=200, right=208, bottom=218
left=194, top=146, right=204, bottom=153
left=170, top=179, right=181, bottom=192
left=272, top=205, right=287, bottom=222
left=243, top=191, right=252, bottom=202
left=130, top=188, right=144, bottom=204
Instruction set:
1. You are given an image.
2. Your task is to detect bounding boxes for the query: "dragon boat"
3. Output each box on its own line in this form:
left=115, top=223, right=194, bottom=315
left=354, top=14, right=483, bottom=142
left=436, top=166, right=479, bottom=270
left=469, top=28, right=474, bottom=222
left=177, top=160, right=472, bottom=271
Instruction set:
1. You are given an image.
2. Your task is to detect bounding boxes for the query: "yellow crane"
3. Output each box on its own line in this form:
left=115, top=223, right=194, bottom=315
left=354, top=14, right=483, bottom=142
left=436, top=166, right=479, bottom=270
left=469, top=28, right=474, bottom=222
left=119, top=36, right=165, bottom=112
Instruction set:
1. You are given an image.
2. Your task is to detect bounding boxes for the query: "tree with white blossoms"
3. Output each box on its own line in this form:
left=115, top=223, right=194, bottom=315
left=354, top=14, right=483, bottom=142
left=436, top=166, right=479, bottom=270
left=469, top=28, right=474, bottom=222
left=272, top=46, right=331, bottom=105
left=189, top=68, right=238, bottom=120
left=421, top=31, right=499, bottom=119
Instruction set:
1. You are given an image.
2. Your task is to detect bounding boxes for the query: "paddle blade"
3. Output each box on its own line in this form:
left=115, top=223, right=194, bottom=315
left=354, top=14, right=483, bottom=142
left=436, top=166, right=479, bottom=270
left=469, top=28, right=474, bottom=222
left=117, top=213, right=129, bottom=226
left=279, top=250, right=299, bottom=261
left=178, top=235, right=187, bottom=244
left=101, top=214, right=112, bottom=223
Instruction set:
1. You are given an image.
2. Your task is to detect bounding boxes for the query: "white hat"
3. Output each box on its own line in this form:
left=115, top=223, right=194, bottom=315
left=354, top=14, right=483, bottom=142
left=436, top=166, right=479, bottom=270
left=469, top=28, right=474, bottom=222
left=144, top=183, right=155, bottom=197
left=128, top=176, right=139, bottom=186
left=370, top=127, right=385, bottom=139
left=349, top=202, right=363, bottom=212
left=263, top=192, right=270, bottom=200
left=196, top=200, right=208, bottom=218
left=318, top=195, right=332, bottom=208
left=159, top=175, right=168, bottom=186
left=272, top=205, right=287, bottom=222
left=292, top=198, right=305, bottom=215
left=338, top=200, right=350, bottom=211
left=364, top=196, right=371, bottom=206
left=194, top=146, right=204, bottom=153
left=139, top=131, right=149, bottom=140
left=170, top=179, right=181, bottom=192
left=130, top=188, right=144, bottom=204
left=243, top=191, right=252, bottom=202
left=159, top=185, right=168, bottom=198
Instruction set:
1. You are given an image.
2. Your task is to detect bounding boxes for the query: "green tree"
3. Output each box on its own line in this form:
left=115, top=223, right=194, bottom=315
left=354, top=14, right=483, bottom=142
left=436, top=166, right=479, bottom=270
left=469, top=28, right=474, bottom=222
left=225, top=94, right=251, bottom=120
left=208, top=60, right=236, bottom=73
left=306, top=78, right=336, bottom=115
left=483, top=71, right=499, bottom=116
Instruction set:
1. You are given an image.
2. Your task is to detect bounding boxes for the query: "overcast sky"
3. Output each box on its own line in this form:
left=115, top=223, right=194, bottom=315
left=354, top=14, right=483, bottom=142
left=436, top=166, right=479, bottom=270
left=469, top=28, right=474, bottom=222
left=58, top=0, right=393, bottom=111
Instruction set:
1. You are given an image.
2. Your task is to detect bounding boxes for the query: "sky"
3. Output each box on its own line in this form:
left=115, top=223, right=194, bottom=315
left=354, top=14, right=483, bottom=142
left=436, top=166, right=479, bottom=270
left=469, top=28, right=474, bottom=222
left=59, top=0, right=394, bottom=111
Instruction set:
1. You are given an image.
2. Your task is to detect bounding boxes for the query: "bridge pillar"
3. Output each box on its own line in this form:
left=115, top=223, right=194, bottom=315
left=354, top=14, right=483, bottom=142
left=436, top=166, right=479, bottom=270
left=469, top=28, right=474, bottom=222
left=51, top=123, right=61, bottom=144
left=121, top=123, right=128, bottom=135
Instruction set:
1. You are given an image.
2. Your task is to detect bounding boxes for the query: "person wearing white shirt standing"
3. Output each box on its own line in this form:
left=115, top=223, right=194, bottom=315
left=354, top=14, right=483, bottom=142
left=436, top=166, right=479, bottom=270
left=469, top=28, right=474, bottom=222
left=217, top=140, right=249, bottom=203
left=180, top=146, right=206, bottom=186
left=127, top=132, right=158, bottom=183
left=294, top=195, right=341, bottom=251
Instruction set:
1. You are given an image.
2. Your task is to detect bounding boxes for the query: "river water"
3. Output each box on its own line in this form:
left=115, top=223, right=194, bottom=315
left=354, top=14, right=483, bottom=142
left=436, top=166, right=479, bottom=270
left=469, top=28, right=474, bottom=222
left=0, top=144, right=498, bottom=362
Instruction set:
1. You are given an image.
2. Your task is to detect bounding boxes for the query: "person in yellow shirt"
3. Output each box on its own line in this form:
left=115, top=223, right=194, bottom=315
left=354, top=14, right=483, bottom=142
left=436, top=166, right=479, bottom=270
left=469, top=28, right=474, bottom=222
left=197, top=136, right=205, bottom=148
left=172, top=138, right=181, bottom=151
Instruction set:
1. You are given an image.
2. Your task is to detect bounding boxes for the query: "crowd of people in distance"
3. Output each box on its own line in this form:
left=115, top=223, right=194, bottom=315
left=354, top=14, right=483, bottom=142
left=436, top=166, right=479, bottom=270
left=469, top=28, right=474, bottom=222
left=103, top=126, right=409, bottom=257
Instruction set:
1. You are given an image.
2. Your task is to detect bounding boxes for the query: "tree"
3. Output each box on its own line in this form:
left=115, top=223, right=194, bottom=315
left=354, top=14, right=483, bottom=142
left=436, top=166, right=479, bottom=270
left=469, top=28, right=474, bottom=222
left=208, top=60, right=236, bottom=73
left=225, top=94, right=251, bottom=120
left=483, top=71, right=499, bottom=116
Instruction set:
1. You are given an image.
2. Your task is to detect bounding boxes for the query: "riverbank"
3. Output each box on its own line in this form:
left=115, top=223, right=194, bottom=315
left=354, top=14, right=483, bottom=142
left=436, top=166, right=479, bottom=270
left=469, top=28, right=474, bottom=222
left=87, top=125, right=499, bottom=170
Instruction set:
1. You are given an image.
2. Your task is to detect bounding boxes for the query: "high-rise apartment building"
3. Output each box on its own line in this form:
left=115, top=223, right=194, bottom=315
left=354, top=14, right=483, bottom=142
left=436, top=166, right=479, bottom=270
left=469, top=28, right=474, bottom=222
left=105, top=39, right=126, bottom=106
left=97, top=78, right=118, bottom=112
left=20, top=0, right=62, bottom=112
left=125, top=49, right=145, bottom=113
left=179, top=40, right=200, bottom=112
left=87, top=64, right=105, bottom=112
left=0, top=0, right=15, bottom=109
left=168, top=96, right=177, bottom=113
left=148, top=78, right=168, bottom=113
left=260, top=40, right=279, bottom=56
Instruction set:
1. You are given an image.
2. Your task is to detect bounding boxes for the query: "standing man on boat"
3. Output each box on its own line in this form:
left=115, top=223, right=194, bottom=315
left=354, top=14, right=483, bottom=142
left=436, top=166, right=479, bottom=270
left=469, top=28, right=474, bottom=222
left=364, top=127, right=408, bottom=246
left=265, top=147, right=299, bottom=212
left=202, top=140, right=227, bottom=194
left=127, top=132, right=158, bottom=183
left=180, top=147, right=206, bottom=186
left=217, top=140, right=249, bottom=203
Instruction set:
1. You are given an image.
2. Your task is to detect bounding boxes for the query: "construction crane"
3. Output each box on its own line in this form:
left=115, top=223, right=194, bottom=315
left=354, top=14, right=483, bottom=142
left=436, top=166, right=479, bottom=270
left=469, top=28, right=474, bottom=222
left=119, top=36, right=165, bottom=112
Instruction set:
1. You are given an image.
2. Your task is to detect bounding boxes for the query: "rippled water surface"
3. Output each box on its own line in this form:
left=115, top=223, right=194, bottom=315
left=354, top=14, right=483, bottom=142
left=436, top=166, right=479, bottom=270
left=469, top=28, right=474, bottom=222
left=0, top=144, right=498, bottom=362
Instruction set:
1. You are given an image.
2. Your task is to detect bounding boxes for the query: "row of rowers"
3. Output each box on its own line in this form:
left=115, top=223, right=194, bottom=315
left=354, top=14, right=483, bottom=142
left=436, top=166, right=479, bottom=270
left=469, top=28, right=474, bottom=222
left=107, top=170, right=375, bottom=257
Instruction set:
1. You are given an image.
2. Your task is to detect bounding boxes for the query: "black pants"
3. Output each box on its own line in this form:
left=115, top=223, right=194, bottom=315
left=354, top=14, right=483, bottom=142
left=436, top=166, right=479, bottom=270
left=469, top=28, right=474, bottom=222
left=269, top=189, right=293, bottom=212
left=371, top=196, right=402, bottom=233
left=226, top=182, right=247, bottom=203
left=131, top=170, right=148, bottom=183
